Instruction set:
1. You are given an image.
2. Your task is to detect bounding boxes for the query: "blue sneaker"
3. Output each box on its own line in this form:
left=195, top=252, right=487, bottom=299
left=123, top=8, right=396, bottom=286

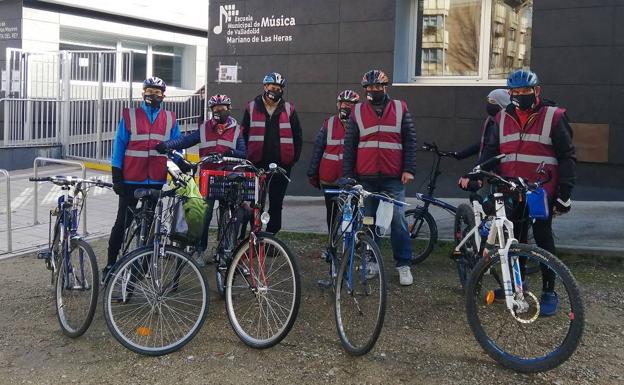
left=539, top=291, right=559, bottom=317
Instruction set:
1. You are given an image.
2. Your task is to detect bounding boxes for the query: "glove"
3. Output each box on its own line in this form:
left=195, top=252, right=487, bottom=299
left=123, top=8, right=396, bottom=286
left=111, top=167, right=125, bottom=196
left=308, top=176, right=320, bottom=189
left=553, top=197, right=571, bottom=215
left=155, top=141, right=168, bottom=154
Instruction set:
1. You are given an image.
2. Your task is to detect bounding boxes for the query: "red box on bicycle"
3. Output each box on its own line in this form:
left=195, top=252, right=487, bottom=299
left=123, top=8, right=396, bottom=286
left=199, top=169, right=258, bottom=201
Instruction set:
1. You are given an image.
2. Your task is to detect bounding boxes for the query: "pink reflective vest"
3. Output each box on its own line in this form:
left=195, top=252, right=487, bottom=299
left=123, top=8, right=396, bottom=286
left=122, top=107, right=174, bottom=183
left=353, top=100, right=405, bottom=177
left=198, top=118, right=240, bottom=169
left=498, top=106, right=564, bottom=197
left=246, top=100, right=295, bottom=166
left=319, top=115, right=345, bottom=184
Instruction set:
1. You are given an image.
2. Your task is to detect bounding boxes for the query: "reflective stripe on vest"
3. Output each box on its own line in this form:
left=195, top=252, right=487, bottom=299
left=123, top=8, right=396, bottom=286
left=326, top=116, right=344, bottom=146
left=354, top=100, right=403, bottom=137
left=247, top=100, right=295, bottom=165
left=499, top=107, right=556, bottom=146
left=501, top=153, right=558, bottom=165
left=127, top=109, right=173, bottom=142
left=198, top=120, right=240, bottom=150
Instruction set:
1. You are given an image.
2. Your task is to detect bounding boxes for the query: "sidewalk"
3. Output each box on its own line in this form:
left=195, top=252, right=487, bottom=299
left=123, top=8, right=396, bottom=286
left=1, top=165, right=623, bottom=258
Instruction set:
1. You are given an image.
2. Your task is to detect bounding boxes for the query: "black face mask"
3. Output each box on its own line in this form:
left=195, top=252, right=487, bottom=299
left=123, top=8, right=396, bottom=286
left=338, top=107, right=352, bottom=120
left=367, top=90, right=385, bottom=104
left=264, top=89, right=282, bottom=102
left=212, top=110, right=230, bottom=124
left=486, top=103, right=501, bottom=117
left=511, top=93, right=536, bottom=111
left=144, top=94, right=163, bottom=109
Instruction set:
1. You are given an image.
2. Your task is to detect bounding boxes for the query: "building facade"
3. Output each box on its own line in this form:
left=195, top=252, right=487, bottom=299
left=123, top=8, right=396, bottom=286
left=206, top=0, right=622, bottom=200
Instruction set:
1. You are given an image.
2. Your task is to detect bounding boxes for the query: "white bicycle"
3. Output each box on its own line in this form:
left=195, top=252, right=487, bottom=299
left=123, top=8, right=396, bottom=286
left=456, top=156, right=585, bottom=373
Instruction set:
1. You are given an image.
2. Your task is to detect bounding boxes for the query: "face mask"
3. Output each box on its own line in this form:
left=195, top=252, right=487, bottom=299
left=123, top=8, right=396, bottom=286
left=367, top=90, right=385, bottom=104
left=144, top=94, right=163, bottom=109
left=511, top=93, right=536, bottom=111
left=264, top=89, right=282, bottom=102
left=338, top=107, right=352, bottom=120
left=486, top=103, right=501, bottom=117
left=212, top=110, right=230, bottom=124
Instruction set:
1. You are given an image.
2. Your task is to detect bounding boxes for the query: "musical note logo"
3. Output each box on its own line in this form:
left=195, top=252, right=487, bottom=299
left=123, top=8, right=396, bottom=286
left=213, top=4, right=238, bottom=35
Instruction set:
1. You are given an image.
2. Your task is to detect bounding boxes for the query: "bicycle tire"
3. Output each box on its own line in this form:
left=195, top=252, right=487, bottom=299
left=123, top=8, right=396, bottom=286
left=405, top=208, right=437, bottom=264
left=55, top=239, right=99, bottom=338
left=454, top=203, right=478, bottom=288
left=225, top=234, right=301, bottom=349
left=465, top=243, right=585, bottom=373
left=103, top=246, right=209, bottom=356
left=335, top=233, right=387, bottom=356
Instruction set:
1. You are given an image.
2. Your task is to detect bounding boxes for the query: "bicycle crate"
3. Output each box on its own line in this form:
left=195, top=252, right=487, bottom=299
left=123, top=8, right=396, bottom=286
left=199, top=169, right=258, bottom=201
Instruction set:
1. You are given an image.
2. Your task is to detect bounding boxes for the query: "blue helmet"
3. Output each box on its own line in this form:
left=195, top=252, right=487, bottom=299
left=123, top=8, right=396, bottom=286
left=262, top=72, right=286, bottom=87
left=143, top=76, right=166, bottom=91
left=507, top=69, right=539, bottom=89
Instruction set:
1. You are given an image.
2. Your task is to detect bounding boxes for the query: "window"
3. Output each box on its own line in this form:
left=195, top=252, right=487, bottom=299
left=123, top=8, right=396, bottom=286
left=152, top=45, right=183, bottom=88
left=409, top=0, right=533, bottom=84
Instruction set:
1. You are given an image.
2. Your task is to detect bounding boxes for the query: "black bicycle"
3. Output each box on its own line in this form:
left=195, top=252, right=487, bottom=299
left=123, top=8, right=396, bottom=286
left=406, top=142, right=458, bottom=263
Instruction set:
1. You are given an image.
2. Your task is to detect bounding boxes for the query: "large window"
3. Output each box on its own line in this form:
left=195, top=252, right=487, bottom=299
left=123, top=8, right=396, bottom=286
left=411, top=0, right=533, bottom=83
left=60, top=30, right=189, bottom=88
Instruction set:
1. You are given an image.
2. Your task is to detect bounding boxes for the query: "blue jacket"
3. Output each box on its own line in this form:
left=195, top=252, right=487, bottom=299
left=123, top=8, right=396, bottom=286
left=111, top=101, right=182, bottom=185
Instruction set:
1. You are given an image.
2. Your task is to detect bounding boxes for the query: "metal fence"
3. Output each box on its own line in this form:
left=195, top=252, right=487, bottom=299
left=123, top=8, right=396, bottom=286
left=2, top=48, right=203, bottom=161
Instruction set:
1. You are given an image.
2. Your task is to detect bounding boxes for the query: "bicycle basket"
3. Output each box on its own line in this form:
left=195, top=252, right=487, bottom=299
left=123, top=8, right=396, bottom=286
left=199, top=169, right=257, bottom=202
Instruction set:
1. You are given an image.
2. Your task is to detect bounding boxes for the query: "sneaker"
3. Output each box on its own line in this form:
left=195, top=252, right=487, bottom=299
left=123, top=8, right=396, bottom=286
left=101, top=264, right=113, bottom=284
left=396, top=266, right=413, bottom=286
left=539, top=291, right=559, bottom=317
left=317, top=278, right=333, bottom=288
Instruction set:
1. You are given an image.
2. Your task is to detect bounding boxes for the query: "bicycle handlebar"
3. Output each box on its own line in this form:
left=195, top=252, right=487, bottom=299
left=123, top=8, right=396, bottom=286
left=29, top=175, right=113, bottom=188
left=422, top=141, right=455, bottom=158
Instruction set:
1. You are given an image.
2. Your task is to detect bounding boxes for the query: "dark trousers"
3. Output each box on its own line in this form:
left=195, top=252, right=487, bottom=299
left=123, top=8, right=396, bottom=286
left=321, top=184, right=340, bottom=232
left=265, top=172, right=290, bottom=234
left=107, top=184, right=160, bottom=266
left=510, top=201, right=556, bottom=292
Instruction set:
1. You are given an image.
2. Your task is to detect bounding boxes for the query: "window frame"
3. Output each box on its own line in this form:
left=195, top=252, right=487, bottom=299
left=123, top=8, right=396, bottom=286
left=400, top=0, right=526, bottom=87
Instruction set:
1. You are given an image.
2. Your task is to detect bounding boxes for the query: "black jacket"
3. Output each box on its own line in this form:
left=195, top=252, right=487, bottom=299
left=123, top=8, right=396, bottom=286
left=455, top=115, right=497, bottom=160
left=478, top=101, right=577, bottom=200
left=342, top=96, right=417, bottom=179
left=241, top=95, right=303, bottom=169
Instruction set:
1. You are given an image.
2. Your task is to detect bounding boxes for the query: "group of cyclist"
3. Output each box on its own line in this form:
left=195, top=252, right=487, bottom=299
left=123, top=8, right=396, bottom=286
left=105, top=67, right=576, bottom=317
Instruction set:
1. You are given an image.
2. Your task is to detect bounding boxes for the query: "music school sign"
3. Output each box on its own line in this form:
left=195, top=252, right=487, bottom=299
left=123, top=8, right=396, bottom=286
left=212, top=4, right=295, bottom=44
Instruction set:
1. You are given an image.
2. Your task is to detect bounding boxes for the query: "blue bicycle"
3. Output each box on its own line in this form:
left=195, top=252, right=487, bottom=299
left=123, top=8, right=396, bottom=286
left=30, top=175, right=112, bottom=337
left=325, top=180, right=407, bottom=355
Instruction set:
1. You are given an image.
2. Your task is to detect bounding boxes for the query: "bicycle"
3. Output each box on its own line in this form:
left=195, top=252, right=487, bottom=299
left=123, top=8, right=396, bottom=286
left=29, top=175, right=112, bottom=337
left=171, top=152, right=302, bottom=349
left=102, top=174, right=209, bottom=356
left=459, top=158, right=585, bottom=372
left=325, top=179, right=407, bottom=355
left=405, top=142, right=457, bottom=263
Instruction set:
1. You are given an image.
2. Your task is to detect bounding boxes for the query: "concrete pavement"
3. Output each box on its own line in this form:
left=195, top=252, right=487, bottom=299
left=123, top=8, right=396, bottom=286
left=1, top=165, right=622, bottom=258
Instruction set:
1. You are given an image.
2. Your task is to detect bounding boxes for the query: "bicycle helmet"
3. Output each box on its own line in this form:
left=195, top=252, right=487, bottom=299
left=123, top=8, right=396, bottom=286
left=208, top=94, right=232, bottom=109
left=262, top=72, right=286, bottom=87
left=143, top=76, right=166, bottom=91
left=361, top=69, right=389, bottom=87
left=337, top=89, right=360, bottom=103
left=507, top=69, right=539, bottom=89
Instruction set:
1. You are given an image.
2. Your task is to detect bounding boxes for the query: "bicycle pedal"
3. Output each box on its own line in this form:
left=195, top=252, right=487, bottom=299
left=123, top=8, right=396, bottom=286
left=450, top=250, right=463, bottom=260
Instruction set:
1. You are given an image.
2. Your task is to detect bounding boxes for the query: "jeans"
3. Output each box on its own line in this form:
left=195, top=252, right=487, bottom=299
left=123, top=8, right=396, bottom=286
left=266, top=171, right=291, bottom=234
left=360, top=178, right=412, bottom=267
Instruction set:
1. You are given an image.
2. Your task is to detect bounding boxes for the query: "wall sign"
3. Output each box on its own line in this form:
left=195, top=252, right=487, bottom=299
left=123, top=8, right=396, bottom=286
left=0, top=20, right=20, bottom=40
left=212, top=3, right=295, bottom=44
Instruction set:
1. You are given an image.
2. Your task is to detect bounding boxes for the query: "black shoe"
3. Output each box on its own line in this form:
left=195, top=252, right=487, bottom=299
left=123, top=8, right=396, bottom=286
left=101, top=264, right=114, bottom=284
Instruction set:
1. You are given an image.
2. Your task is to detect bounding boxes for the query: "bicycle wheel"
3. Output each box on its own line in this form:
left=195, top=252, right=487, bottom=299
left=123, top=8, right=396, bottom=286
left=465, top=243, right=585, bottom=372
left=405, top=208, right=437, bottom=264
left=103, top=246, right=209, bottom=356
left=335, top=233, right=387, bottom=356
left=454, top=203, right=479, bottom=288
left=55, top=239, right=99, bottom=338
left=225, top=234, right=301, bottom=349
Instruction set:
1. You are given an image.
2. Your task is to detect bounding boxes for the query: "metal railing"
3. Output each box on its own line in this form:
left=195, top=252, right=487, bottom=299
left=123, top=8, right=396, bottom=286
left=33, top=158, right=87, bottom=234
left=0, top=169, right=11, bottom=253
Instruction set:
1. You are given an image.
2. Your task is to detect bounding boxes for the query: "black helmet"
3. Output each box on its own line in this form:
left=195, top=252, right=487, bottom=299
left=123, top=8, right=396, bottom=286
left=361, top=69, right=389, bottom=87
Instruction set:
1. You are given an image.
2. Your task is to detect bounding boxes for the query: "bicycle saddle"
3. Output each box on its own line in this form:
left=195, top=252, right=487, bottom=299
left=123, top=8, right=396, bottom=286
left=134, top=188, right=162, bottom=200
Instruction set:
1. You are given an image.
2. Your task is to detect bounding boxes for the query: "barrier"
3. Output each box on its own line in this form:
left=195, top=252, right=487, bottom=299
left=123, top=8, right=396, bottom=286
left=0, top=169, right=11, bottom=253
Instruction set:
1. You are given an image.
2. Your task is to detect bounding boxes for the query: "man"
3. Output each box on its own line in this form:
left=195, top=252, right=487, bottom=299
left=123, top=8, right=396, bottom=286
left=240, top=72, right=303, bottom=234
left=155, top=94, right=246, bottom=264
left=104, top=76, right=182, bottom=276
left=475, top=69, right=576, bottom=316
left=453, top=89, right=511, bottom=161
left=343, top=69, right=417, bottom=286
